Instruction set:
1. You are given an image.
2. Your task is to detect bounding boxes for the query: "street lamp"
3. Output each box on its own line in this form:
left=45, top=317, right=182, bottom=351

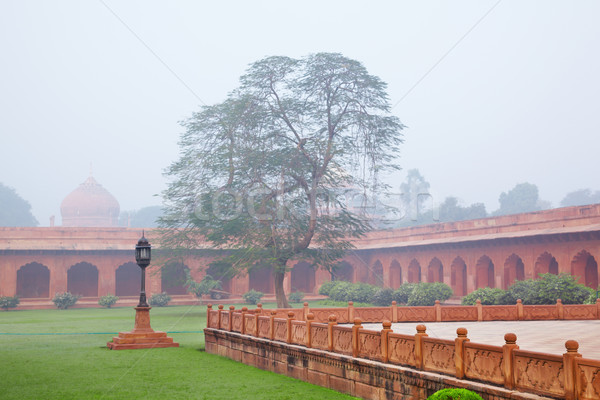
left=135, top=232, right=151, bottom=308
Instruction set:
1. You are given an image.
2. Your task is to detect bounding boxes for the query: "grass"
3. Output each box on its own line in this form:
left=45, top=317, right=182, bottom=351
left=0, top=305, right=357, bottom=400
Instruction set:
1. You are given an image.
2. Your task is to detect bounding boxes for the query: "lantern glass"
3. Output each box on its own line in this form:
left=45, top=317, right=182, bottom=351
left=135, top=234, right=151, bottom=266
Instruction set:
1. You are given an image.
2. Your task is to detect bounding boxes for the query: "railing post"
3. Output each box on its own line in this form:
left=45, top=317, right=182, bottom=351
left=415, top=324, right=428, bottom=369
left=435, top=300, right=442, bottom=322
left=228, top=306, right=235, bottom=331
left=596, top=298, right=600, bottom=319
left=286, top=311, right=295, bottom=344
left=517, top=299, right=524, bottom=320
left=454, top=327, right=469, bottom=378
left=381, top=320, right=392, bottom=363
left=502, top=333, right=519, bottom=389
left=328, top=315, right=337, bottom=351
left=303, top=302, right=310, bottom=320
left=206, top=304, right=213, bottom=328
left=352, top=318, right=362, bottom=358
left=254, top=309, right=260, bottom=336
left=557, top=299, right=564, bottom=320
left=217, top=305, right=224, bottom=329
left=348, top=301, right=355, bottom=322
left=269, top=310, right=276, bottom=340
left=563, top=340, right=581, bottom=400
left=256, top=303, right=263, bottom=314
left=476, top=300, right=483, bottom=321
left=241, top=307, right=248, bottom=335
left=306, top=313, right=314, bottom=347
left=391, top=301, right=398, bottom=323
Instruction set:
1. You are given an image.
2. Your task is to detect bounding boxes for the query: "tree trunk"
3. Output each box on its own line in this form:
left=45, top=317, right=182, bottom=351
left=273, top=267, right=290, bottom=308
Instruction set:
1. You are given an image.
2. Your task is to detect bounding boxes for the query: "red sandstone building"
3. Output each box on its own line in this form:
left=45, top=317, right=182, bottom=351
left=1, top=176, right=599, bottom=307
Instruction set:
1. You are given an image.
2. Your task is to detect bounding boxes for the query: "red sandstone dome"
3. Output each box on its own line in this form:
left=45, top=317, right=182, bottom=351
left=60, top=175, right=120, bottom=227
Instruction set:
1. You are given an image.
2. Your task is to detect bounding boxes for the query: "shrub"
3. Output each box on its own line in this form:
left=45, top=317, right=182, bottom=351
left=407, top=282, right=453, bottom=306
left=346, top=283, right=378, bottom=303
left=393, top=283, right=417, bottom=304
left=186, top=274, right=222, bottom=298
left=534, top=273, right=593, bottom=304
left=98, top=294, right=119, bottom=308
left=243, top=289, right=263, bottom=305
left=372, top=288, right=395, bottom=306
left=288, top=291, right=304, bottom=303
left=427, top=388, right=484, bottom=400
left=498, top=279, right=535, bottom=304
left=149, top=292, right=171, bottom=307
left=461, top=287, right=504, bottom=305
left=0, top=295, right=19, bottom=310
left=328, top=281, right=353, bottom=302
left=52, top=292, right=80, bottom=309
left=318, top=281, right=337, bottom=296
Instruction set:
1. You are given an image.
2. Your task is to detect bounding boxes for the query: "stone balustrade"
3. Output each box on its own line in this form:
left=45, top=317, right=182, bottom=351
left=206, top=301, right=600, bottom=399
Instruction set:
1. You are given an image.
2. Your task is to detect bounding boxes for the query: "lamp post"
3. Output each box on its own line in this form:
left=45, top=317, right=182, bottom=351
left=106, top=232, right=179, bottom=350
left=135, top=232, right=151, bottom=307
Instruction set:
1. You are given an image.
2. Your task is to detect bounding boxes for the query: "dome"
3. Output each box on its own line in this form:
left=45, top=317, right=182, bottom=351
left=60, top=175, right=120, bottom=227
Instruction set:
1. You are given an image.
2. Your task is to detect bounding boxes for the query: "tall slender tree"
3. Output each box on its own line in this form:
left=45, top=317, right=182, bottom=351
left=160, top=53, right=404, bottom=307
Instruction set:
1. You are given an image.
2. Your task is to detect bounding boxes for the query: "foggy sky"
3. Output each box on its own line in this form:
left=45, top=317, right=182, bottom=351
left=1, top=1, right=599, bottom=226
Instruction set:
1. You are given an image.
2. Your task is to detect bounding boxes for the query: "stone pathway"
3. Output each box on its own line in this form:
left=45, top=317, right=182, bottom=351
left=361, top=320, right=600, bottom=359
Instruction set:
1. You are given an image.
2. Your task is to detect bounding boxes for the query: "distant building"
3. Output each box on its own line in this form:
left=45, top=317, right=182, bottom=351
left=60, top=174, right=120, bottom=227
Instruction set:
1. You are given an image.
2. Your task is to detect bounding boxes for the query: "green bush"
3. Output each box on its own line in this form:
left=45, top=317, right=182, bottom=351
left=98, top=294, right=119, bottom=308
left=393, top=283, right=417, bottom=304
left=372, top=288, right=395, bottom=306
left=407, top=282, right=453, bottom=306
left=0, top=295, right=19, bottom=310
left=498, top=279, right=535, bottom=304
left=427, top=388, right=484, bottom=400
left=288, top=291, right=304, bottom=303
left=52, top=292, right=80, bottom=309
left=346, top=283, right=378, bottom=303
left=461, top=287, right=504, bottom=305
left=328, top=281, right=353, bottom=302
left=533, top=273, right=593, bottom=304
left=186, top=274, right=222, bottom=298
left=243, top=289, right=264, bottom=305
left=318, top=281, right=337, bottom=296
left=149, top=292, right=171, bottom=307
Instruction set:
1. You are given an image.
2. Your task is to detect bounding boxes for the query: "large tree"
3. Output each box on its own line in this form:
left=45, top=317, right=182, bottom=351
left=494, top=182, right=547, bottom=216
left=160, top=53, right=404, bottom=307
left=0, top=183, right=38, bottom=227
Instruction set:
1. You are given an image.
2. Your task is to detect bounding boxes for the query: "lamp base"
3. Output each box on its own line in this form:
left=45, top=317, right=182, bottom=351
left=107, top=306, right=179, bottom=350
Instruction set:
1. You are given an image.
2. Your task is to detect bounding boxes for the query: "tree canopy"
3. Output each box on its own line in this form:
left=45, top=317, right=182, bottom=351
left=160, top=53, right=404, bottom=307
left=494, top=182, right=545, bottom=216
left=0, top=183, right=38, bottom=227
left=560, top=189, right=600, bottom=208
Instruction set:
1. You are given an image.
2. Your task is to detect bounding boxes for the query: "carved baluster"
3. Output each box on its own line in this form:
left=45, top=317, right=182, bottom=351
left=348, top=301, right=355, bottom=322
left=328, top=315, right=337, bottom=351
left=391, top=301, right=398, bottom=323
left=206, top=304, right=213, bottom=328
left=502, top=333, right=519, bottom=388
left=454, top=327, right=469, bottom=378
left=352, top=318, right=362, bottom=358
left=557, top=299, right=564, bottom=320
left=563, top=340, right=581, bottom=400
left=381, top=320, right=392, bottom=363
left=228, top=306, right=235, bottom=331
left=241, top=306, right=248, bottom=335
left=415, top=324, right=428, bottom=369
left=476, top=299, right=482, bottom=321
left=217, top=305, right=224, bottom=329
left=516, top=299, right=524, bottom=320
left=306, top=313, right=314, bottom=347
left=303, top=302, right=310, bottom=320
left=269, top=310, right=276, bottom=340
left=286, top=311, right=295, bottom=344
left=434, top=300, right=442, bottom=322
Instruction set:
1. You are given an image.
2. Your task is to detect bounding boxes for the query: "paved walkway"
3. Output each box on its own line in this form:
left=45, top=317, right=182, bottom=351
left=361, top=320, right=600, bottom=359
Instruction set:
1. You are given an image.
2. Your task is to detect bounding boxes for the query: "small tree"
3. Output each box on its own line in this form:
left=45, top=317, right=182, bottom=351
left=0, top=295, right=19, bottom=311
left=186, top=273, right=222, bottom=298
left=52, top=292, right=80, bottom=309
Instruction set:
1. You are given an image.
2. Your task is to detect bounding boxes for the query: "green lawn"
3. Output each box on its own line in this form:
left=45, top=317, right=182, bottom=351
left=0, top=305, right=357, bottom=400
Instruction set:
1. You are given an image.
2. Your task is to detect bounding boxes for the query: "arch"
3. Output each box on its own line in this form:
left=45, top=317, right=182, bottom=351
left=161, top=262, right=190, bottom=295
left=16, top=262, right=50, bottom=298
left=571, top=250, right=598, bottom=289
left=475, top=255, right=495, bottom=289
left=291, top=261, right=316, bottom=293
left=205, top=262, right=233, bottom=294
left=407, top=259, right=421, bottom=283
left=116, top=262, right=141, bottom=297
left=67, top=262, right=98, bottom=297
left=249, top=264, right=274, bottom=293
left=333, top=261, right=354, bottom=282
left=535, top=252, right=559, bottom=277
left=368, top=260, right=384, bottom=287
left=389, top=260, right=402, bottom=289
left=427, top=258, right=443, bottom=283
left=503, top=254, right=524, bottom=289
left=450, top=257, right=467, bottom=296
